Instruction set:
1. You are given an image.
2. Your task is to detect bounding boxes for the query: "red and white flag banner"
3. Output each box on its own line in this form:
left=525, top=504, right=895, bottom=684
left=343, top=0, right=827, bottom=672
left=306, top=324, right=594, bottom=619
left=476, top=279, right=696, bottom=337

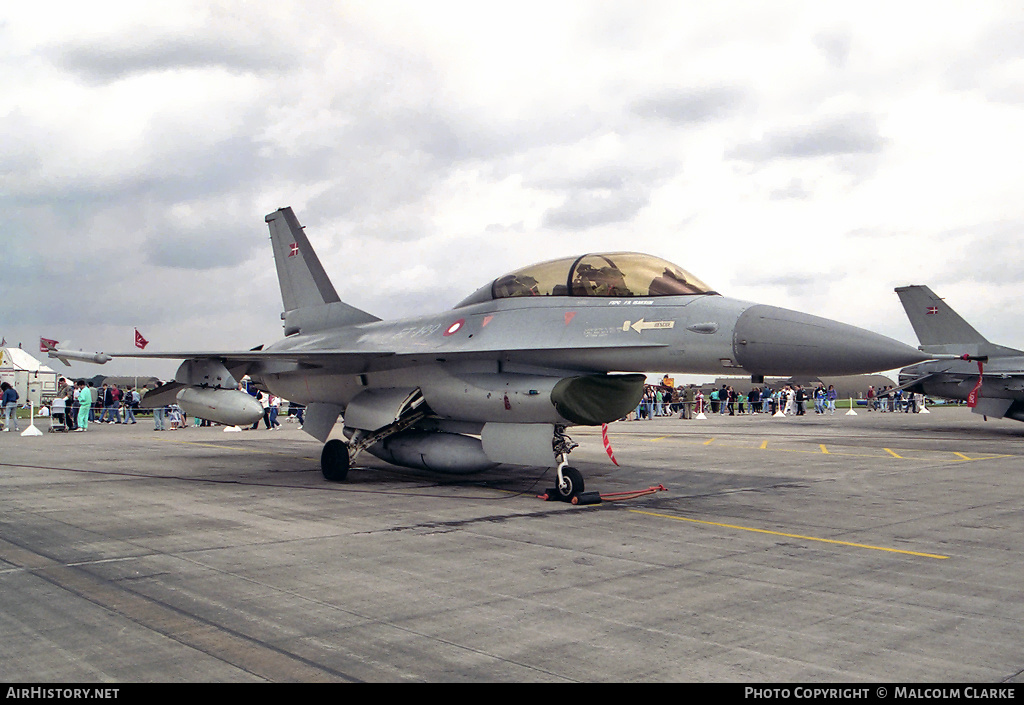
left=966, top=361, right=984, bottom=408
left=601, top=423, right=619, bottom=466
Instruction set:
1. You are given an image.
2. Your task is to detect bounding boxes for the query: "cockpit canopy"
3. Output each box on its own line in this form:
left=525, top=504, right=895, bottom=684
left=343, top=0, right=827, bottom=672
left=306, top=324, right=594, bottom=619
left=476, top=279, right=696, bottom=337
left=456, top=252, right=716, bottom=308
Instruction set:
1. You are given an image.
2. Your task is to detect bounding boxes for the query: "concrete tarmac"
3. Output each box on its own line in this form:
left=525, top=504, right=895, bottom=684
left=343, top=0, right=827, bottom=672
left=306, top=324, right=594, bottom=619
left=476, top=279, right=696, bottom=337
left=1, top=407, right=1022, bottom=682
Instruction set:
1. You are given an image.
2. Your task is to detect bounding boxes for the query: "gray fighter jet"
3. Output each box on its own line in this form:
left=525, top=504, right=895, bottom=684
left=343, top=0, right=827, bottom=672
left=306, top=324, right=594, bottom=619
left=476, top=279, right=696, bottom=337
left=896, top=285, right=1024, bottom=421
left=50, top=208, right=928, bottom=500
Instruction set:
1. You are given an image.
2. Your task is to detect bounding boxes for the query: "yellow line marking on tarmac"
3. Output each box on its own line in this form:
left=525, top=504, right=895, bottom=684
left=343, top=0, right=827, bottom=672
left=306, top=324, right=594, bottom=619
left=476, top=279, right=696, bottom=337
left=636, top=435, right=1017, bottom=463
left=630, top=510, right=949, bottom=559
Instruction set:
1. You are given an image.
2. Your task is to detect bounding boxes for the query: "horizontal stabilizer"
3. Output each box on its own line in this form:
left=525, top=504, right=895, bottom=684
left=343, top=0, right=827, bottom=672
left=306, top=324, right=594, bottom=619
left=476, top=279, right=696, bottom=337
left=971, top=397, right=1012, bottom=419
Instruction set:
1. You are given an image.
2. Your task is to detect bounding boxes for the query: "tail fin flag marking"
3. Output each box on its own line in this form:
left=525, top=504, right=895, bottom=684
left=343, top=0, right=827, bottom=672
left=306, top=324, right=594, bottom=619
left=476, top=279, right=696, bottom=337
left=266, top=207, right=342, bottom=312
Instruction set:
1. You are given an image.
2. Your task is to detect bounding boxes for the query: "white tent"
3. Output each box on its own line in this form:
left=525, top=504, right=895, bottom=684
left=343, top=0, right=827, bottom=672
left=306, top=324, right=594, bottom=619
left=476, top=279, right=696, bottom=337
left=0, top=348, right=60, bottom=407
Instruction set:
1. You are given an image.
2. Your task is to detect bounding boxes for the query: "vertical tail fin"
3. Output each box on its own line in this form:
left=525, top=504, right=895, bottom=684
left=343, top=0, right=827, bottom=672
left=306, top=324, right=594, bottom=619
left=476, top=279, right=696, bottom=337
left=894, top=285, right=988, bottom=348
left=265, top=208, right=380, bottom=334
left=266, top=207, right=343, bottom=310
left=894, top=285, right=1022, bottom=358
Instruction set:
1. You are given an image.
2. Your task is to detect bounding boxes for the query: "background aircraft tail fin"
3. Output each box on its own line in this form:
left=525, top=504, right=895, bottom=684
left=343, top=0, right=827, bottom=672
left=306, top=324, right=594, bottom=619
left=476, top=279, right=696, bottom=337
left=894, top=285, right=1023, bottom=358
left=266, top=208, right=380, bottom=333
left=895, top=285, right=988, bottom=348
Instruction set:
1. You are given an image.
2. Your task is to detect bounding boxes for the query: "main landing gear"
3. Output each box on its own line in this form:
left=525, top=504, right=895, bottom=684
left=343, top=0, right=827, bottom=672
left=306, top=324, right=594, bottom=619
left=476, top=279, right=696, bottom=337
left=321, top=439, right=350, bottom=481
left=319, top=394, right=428, bottom=482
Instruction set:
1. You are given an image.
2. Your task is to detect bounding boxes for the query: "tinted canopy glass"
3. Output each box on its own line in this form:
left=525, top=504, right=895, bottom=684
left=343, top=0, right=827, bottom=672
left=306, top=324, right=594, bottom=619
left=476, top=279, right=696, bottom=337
left=457, top=253, right=715, bottom=307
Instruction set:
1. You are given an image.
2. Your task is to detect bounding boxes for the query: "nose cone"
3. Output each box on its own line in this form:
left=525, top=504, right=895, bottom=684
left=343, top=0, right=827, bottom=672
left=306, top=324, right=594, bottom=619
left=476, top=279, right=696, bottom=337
left=733, top=304, right=929, bottom=376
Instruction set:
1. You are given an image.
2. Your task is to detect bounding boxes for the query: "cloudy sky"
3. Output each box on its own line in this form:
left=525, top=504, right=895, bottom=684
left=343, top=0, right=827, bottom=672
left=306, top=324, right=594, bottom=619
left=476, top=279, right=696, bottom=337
left=3, top=1, right=1024, bottom=379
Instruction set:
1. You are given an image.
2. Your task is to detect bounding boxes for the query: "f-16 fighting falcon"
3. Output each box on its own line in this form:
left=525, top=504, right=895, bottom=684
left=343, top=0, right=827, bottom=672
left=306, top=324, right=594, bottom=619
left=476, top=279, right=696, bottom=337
left=47, top=208, right=928, bottom=501
left=896, top=284, right=1024, bottom=422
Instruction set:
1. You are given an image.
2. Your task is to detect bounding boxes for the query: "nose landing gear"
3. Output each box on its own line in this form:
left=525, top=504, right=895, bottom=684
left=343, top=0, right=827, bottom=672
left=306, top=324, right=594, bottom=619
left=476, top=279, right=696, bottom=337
left=555, top=464, right=585, bottom=501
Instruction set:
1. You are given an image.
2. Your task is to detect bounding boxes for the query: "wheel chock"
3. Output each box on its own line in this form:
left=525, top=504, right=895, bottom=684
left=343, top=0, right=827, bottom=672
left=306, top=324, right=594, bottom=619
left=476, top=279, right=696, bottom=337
left=570, top=491, right=602, bottom=506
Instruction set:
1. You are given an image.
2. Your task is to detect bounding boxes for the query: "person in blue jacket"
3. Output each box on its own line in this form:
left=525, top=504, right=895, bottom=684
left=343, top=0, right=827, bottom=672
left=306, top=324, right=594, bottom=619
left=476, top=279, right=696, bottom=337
left=1, top=382, right=19, bottom=432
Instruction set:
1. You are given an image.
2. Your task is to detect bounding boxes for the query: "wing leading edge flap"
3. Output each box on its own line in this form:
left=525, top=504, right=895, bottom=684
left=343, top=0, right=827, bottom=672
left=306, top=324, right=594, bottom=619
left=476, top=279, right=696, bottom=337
left=88, top=342, right=668, bottom=365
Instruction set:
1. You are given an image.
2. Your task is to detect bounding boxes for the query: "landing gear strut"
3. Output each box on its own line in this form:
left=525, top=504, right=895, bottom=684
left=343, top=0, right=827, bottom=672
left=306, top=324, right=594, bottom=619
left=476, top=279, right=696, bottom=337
left=550, top=425, right=586, bottom=502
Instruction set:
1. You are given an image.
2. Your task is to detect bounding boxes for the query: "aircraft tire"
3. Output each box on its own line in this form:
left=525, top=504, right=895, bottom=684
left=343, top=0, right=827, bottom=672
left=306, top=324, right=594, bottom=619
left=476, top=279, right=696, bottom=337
left=321, top=439, right=350, bottom=481
left=556, top=466, right=584, bottom=502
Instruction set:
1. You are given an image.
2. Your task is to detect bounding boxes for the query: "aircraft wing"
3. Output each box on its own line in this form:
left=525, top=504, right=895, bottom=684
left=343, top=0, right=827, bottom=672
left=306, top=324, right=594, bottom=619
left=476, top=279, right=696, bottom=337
left=88, top=350, right=397, bottom=362
left=52, top=342, right=667, bottom=369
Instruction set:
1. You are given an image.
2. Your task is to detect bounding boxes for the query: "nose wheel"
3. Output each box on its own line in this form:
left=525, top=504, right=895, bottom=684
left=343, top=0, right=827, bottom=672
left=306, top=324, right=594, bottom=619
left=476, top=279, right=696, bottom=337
left=555, top=465, right=584, bottom=502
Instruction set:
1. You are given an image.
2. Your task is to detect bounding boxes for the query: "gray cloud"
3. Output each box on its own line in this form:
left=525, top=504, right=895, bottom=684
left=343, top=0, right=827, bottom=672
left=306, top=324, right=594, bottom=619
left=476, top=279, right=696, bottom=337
left=542, top=187, right=649, bottom=230
left=929, top=221, right=1024, bottom=286
left=49, top=32, right=295, bottom=83
left=730, top=113, right=887, bottom=162
left=632, top=86, right=749, bottom=124
left=813, top=28, right=853, bottom=69
left=741, top=273, right=832, bottom=299
left=769, top=178, right=811, bottom=200
left=142, top=223, right=262, bottom=270
left=944, top=20, right=1024, bottom=105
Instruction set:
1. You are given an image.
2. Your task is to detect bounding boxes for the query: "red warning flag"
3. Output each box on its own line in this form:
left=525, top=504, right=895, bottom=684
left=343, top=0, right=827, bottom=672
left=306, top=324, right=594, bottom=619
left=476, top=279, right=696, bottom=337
left=601, top=423, right=619, bottom=466
left=40, top=337, right=59, bottom=352
left=134, top=328, right=149, bottom=350
left=966, top=360, right=984, bottom=408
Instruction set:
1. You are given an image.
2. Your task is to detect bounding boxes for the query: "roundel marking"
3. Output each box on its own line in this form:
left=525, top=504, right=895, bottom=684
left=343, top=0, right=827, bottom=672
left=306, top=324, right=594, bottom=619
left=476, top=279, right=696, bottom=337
left=443, top=318, right=466, bottom=336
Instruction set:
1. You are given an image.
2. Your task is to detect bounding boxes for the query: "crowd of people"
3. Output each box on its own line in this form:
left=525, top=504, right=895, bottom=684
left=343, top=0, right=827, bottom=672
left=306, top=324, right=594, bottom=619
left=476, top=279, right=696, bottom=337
left=864, top=385, right=926, bottom=413
left=25, top=379, right=304, bottom=433
left=43, top=380, right=144, bottom=432
left=633, top=382, right=839, bottom=419
left=629, top=378, right=928, bottom=420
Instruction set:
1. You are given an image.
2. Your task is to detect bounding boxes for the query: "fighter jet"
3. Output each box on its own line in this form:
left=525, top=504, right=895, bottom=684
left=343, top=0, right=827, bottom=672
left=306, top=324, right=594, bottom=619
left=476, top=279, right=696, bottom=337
left=896, top=285, right=1024, bottom=421
left=49, top=208, right=928, bottom=501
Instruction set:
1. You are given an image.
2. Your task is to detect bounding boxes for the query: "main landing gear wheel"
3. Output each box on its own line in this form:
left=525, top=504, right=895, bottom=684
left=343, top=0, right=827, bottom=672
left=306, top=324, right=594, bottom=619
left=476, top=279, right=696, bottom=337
left=556, top=466, right=584, bottom=502
left=321, top=439, right=350, bottom=481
